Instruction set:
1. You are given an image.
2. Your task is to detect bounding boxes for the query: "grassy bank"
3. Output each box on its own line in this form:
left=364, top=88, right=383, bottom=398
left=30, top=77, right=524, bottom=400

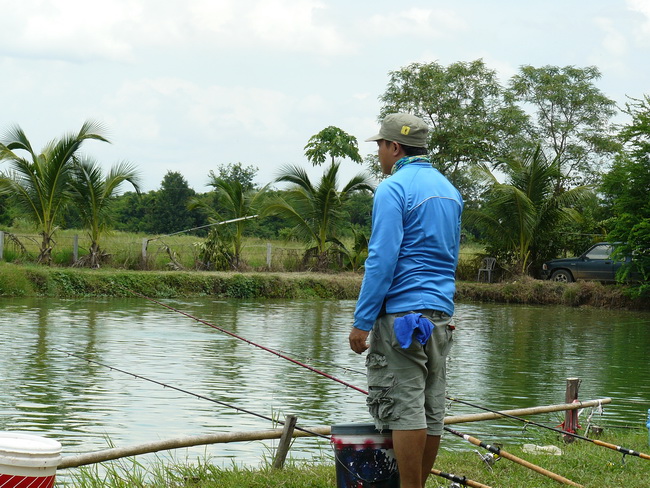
left=63, top=429, right=650, bottom=487
left=0, top=262, right=648, bottom=310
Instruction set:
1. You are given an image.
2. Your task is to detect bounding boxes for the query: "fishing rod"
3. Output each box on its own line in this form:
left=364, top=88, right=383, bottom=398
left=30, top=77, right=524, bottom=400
left=448, top=396, right=650, bottom=461
left=274, top=348, right=367, bottom=376
left=444, top=426, right=583, bottom=487
left=126, top=289, right=369, bottom=396
left=58, top=348, right=490, bottom=488
left=54, top=348, right=329, bottom=440
left=431, top=468, right=492, bottom=488
left=125, top=290, right=586, bottom=487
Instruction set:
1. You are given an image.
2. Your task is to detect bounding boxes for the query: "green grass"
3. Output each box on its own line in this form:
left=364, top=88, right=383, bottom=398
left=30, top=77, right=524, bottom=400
left=1, top=225, right=487, bottom=274
left=59, top=429, right=650, bottom=487
left=1, top=228, right=321, bottom=271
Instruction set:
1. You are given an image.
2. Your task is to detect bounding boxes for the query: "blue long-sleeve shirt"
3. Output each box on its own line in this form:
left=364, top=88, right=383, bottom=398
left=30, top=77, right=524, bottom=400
left=353, top=161, right=463, bottom=331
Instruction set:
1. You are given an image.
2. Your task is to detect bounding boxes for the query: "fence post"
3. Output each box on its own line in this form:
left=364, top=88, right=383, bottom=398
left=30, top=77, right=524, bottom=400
left=266, top=242, right=272, bottom=268
left=73, top=234, right=79, bottom=262
left=142, top=238, right=148, bottom=260
left=563, top=378, right=581, bottom=443
left=0, top=231, right=4, bottom=261
left=272, top=414, right=297, bottom=470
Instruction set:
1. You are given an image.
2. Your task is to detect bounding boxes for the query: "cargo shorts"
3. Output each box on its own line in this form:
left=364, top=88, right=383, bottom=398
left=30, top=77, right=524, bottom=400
left=365, top=310, right=453, bottom=435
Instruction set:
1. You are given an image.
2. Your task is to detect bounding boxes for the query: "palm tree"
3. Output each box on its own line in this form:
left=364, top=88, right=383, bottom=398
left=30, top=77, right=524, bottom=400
left=0, top=121, right=109, bottom=264
left=465, top=146, right=593, bottom=275
left=190, top=176, right=268, bottom=269
left=268, top=162, right=374, bottom=268
left=68, top=158, right=141, bottom=268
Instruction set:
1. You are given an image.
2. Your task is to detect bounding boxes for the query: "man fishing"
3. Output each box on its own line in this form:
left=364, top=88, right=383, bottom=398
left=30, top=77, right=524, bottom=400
left=349, top=113, right=463, bottom=488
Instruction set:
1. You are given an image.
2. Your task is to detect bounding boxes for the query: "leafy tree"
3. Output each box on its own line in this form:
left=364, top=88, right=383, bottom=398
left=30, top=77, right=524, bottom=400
left=68, top=159, right=141, bottom=267
left=465, top=146, right=593, bottom=275
left=0, top=193, right=15, bottom=226
left=111, top=190, right=156, bottom=233
left=378, top=60, right=529, bottom=189
left=508, top=65, right=620, bottom=189
left=268, top=162, right=374, bottom=270
left=210, top=162, right=259, bottom=191
left=149, top=171, right=199, bottom=235
left=600, top=95, right=650, bottom=285
left=304, top=126, right=363, bottom=166
left=344, top=191, right=373, bottom=234
left=0, top=121, right=109, bottom=264
left=190, top=167, right=268, bottom=270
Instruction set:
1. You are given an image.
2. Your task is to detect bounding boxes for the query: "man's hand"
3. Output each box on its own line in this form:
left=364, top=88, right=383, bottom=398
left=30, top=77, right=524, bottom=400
left=349, top=327, right=370, bottom=354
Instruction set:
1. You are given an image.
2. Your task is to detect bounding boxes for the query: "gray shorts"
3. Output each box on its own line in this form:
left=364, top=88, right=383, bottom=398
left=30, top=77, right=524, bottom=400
left=365, top=310, right=453, bottom=435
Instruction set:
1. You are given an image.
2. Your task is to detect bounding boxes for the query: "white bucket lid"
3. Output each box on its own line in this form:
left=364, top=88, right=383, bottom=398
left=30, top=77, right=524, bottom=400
left=0, top=432, right=62, bottom=468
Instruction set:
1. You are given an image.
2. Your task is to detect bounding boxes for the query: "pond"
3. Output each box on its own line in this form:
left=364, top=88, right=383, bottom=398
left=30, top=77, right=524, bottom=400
left=1, top=297, right=649, bottom=474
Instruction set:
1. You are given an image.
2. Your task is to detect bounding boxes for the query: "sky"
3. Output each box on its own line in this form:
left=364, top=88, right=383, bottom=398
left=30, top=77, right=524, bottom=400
left=1, top=0, right=649, bottom=193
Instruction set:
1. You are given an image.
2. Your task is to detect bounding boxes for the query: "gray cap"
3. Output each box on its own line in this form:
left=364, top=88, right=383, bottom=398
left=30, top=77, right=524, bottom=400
left=366, top=113, right=428, bottom=148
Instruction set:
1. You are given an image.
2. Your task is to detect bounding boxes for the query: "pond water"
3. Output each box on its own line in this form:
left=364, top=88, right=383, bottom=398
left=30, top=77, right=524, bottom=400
left=1, top=297, right=649, bottom=476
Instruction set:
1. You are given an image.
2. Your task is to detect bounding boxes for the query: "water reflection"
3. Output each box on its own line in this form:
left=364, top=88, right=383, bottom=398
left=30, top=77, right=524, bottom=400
left=1, top=297, right=649, bottom=468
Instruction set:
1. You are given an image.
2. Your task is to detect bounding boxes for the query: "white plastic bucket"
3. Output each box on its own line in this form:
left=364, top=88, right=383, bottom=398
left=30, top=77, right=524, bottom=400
left=0, top=432, right=62, bottom=488
left=331, top=423, right=399, bottom=487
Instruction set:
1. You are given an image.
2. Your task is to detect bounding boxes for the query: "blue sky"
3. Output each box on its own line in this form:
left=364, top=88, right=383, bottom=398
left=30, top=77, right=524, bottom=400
left=1, top=0, right=649, bottom=192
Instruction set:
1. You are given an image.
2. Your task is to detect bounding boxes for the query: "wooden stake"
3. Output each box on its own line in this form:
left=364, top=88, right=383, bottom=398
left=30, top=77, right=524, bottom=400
left=564, top=378, right=581, bottom=443
left=272, top=415, right=297, bottom=469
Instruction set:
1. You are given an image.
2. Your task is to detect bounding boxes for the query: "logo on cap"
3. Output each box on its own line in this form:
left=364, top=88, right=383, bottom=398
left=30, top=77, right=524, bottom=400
left=401, top=125, right=411, bottom=135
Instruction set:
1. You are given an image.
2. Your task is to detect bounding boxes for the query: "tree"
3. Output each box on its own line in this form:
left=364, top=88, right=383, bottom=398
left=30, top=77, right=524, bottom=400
left=68, top=159, right=141, bottom=267
left=268, top=162, right=374, bottom=269
left=600, top=95, right=650, bottom=285
left=304, top=126, right=363, bottom=166
left=508, top=65, right=620, bottom=189
left=465, top=146, right=593, bottom=275
left=209, top=162, right=259, bottom=192
left=0, top=121, right=109, bottom=264
left=110, top=190, right=155, bottom=233
left=190, top=166, right=268, bottom=270
left=378, top=60, right=529, bottom=188
left=149, top=171, right=198, bottom=235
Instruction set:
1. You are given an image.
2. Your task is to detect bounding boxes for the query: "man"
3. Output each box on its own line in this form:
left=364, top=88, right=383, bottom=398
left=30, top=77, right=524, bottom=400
left=349, top=113, right=463, bottom=488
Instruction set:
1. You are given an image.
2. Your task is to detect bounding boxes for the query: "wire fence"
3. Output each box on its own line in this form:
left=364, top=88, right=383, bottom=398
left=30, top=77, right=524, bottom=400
left=0, top=230, right=486, bottom=278
left=0, top=231, right=310, bottom=272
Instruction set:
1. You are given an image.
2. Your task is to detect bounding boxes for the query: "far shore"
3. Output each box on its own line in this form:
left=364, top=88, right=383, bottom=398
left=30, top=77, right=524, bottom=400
left=0, top=263, right=647, bottom=311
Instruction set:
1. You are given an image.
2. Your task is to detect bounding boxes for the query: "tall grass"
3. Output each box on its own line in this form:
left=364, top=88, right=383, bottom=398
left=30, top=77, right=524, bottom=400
left=1, top=228, right=316, bottom=271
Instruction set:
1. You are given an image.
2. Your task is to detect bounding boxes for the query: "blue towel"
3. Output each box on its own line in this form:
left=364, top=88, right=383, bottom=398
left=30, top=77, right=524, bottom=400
left=393, top=313, right=435, bottom=349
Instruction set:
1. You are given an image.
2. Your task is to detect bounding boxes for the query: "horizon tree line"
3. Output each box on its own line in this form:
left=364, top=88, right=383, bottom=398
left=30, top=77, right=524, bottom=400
left=0, top=60, right=648, bottom=285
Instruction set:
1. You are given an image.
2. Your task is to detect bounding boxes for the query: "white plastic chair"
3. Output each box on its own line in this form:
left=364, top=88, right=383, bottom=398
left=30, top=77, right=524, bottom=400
left=477, top=257, right=497, bottom=282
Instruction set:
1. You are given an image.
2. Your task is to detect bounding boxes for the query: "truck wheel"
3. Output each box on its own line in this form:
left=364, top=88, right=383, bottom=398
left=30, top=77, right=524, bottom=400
left=550, top=270, right=574, bottom=283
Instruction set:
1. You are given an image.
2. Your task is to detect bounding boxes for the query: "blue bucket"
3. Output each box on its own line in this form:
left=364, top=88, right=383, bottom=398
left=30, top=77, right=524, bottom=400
left=331, top=423, right=399, bottom=488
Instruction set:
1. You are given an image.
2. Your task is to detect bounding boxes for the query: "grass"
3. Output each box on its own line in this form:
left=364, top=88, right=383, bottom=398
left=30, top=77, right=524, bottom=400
left=1, top=228, right=324, bottom=271
left=59, top=429, right=650, bottom=487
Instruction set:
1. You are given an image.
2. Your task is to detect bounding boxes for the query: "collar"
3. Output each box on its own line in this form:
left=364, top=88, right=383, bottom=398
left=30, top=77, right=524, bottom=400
left=391, top=156, right=430, bottom=175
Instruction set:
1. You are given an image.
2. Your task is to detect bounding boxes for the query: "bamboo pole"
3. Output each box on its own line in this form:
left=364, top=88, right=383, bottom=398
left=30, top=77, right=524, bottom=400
left=57, top=398, right=611, bottom=470
left=444, top=398, right=610, bottom=425
left=58, top=426, right=331, bottom=469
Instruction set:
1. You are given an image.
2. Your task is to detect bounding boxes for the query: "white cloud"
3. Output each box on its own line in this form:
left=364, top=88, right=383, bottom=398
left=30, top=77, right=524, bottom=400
left=366, top=8, right=467, bottom=38
left=1, top=0, right=137, bottom=61
left=0, top=0, right=354, bottom=63
left=244, top=0, right=352, bottom=55
left=626, top=0, right=650, bottom=38
left=594, top=17, right=629, bottom=58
